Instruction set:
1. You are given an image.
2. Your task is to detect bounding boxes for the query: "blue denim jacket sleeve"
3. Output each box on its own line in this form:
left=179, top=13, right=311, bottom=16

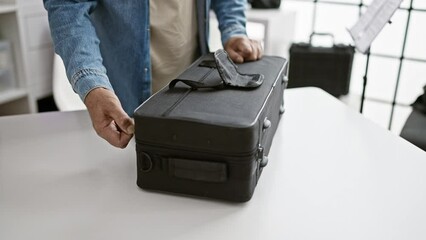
left=210, top=0, right=248, bottom=45
left=44, top=0, right=114, bottom=102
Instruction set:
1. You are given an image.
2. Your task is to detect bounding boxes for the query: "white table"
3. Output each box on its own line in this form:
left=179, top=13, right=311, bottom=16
left=1, top=88, right=425, bottom=240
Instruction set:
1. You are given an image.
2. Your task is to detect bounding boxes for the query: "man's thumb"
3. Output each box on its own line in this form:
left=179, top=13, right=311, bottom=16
left=113, top=111, right=135, bottom=134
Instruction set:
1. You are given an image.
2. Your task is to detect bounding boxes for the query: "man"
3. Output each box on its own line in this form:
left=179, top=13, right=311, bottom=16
left=44, top=0, right=263, bottom=148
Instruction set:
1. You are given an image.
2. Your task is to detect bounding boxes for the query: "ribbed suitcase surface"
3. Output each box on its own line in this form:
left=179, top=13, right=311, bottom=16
left=134, top=53, right=288, bottom=202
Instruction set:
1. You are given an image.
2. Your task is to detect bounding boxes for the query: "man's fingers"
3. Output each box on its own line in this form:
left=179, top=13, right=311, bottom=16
left=253, top=40, right=263, bottom=60
left=227, top=48, right=244, bottom=63
left=243, top=40, right=264, bottom=61
left=257, top=44, right=263, bottom=60
left=224, top=36, right=264, bottom=63
left=109, top=107, right=135, bottom=135
left=245, top=42, right=258, bottom=62
left=117, top=116, right=135, bottom=135
left=116, top=128, right=133, bottom=148
left=236, top=40, right=252, bottom=56
left=85, top=87, right=135, bottom=148
left=99, top=121, right=133, bottom=148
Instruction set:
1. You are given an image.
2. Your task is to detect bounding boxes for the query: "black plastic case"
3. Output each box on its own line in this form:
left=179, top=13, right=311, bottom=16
left=288, top=40, right=355, bottom=97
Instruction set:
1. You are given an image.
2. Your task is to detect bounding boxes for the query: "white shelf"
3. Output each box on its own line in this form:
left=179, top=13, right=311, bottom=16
left=1, top=0, right=51, bottom=115
left=0, top=4, right=17, bottom=14
left=0, top=88, right=27, bottom=104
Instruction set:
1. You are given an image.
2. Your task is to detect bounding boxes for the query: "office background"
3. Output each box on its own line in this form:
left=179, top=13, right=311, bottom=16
left=0, top=0, right=425, bottom=136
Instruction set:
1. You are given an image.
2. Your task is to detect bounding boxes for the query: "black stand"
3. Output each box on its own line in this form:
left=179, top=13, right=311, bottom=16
left=388, top=0, right=414, bottom=129
left=359, top=49, right=371, bottom=113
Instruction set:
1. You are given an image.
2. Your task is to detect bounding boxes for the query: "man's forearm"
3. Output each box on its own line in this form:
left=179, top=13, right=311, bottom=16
left=44, top=0, right=113, bottom=102
left=211, top=0, right=248, bottom=45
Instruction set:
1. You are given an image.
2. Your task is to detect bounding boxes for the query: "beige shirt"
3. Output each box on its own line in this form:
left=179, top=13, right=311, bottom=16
left=150, top=0, right=199, bottom=93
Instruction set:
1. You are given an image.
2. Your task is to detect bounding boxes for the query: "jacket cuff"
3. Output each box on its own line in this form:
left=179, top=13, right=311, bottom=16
left=71, top=68, right=114, bottom=102
left=221, top=25, right=247, bottom=46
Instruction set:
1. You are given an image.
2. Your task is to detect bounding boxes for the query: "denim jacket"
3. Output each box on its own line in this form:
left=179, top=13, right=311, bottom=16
left=43, top=0, right=248, bottom=115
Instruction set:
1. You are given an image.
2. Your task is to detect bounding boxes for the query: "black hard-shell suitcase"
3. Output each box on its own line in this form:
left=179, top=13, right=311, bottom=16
left=288, top=33, right=355, bottom=97
left=134, top=50, right=288, bottom=202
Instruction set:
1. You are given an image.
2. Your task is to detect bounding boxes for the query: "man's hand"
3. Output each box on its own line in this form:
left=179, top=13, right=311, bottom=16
left=224, top=36, right=263, bottom=63
left=84, top=88, right=135, bottom=148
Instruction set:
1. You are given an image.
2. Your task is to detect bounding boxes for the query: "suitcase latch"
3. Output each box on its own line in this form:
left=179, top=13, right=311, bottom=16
left=263, top=118, right=271, bottom=130
left=257, top=146, right=269, bottom=168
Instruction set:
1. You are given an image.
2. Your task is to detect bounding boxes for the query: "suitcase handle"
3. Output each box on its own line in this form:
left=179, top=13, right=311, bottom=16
left=169, top=158, right=227, bottom=183
left=169, top=49, right=264, bottom=90
left=309, top=32, right=335, bottom=46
